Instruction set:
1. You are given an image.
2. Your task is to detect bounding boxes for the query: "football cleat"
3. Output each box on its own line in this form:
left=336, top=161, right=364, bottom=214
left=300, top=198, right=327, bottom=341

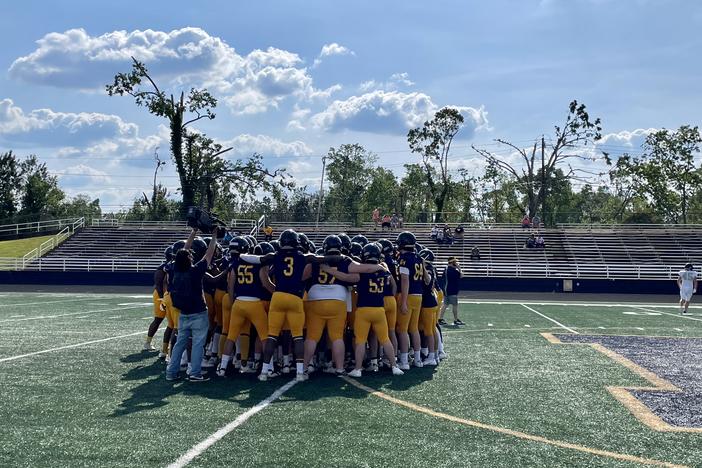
left=399, top=363, right=410, bottom=371
left=201, top=358, right=213, bottom=368
left=422, top=358, right=438, bottom=366
left=413, top=360, right=424, bottom=368
left=295, top=373, right=308, bottom=382
left=391, top=366, right=405, bottom=376
left=158, top=351, right=167, bottom=360
left=216, top=365, right=227, bottom=377
left=438, top=351, right=448, bottom=360
left=208, top=356, right=218, bottom=367
left=240, top=364, right=256, bottom=374
left=281, top=365, right=291, bottom=374
left=323, top=365, right=338, bottom=374
left=335, top=369, right=347, bottom=377
left=364, top=362, right=379, bottom=372
left=348, top=369, right=362, bottom=378
left=188, top=374, right=210, bottom=383
left=438, top=318, right=447, bottom=325
left=454, top=319, right=465, bottom=325
left=143, top=342, right=156, bottom=351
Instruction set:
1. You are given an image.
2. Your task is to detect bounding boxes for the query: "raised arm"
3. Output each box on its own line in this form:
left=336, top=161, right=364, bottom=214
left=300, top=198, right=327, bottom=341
left=184, top=228, right=198, bottom=250
left=347, top=259, right=388, bottom=274
left=203, top=234, right=218, bottom=266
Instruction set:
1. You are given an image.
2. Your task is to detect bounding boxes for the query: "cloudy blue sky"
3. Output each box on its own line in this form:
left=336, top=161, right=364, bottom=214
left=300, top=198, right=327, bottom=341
left=0, top=0, right=700, bottom=210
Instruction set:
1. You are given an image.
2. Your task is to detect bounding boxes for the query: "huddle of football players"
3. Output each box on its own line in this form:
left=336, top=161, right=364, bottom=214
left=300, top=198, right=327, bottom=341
left=144, top=228, right=448, bottom=382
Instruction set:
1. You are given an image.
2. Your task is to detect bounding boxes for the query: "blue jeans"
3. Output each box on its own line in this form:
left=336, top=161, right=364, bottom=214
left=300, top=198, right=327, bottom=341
left=166, top=311, right=209, bottom=378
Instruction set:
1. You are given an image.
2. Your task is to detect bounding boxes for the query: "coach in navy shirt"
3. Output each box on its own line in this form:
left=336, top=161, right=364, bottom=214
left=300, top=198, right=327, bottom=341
left=439, top=257, right=464, bottom=325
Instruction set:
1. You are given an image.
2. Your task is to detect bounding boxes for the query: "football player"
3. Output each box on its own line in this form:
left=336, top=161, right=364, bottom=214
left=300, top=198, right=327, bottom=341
left=678, top=263, right=698, bottom=315
left=418, top=248, right=438, bottom=366
left=378, top=239, right=399, bottom=361
left=396, top=231, right=424, bottom=369
left=143, top=246, right=172, bottom=353
left=326, top=243, right=403, bottom=377
left=216, top=237, right=272, bottom=376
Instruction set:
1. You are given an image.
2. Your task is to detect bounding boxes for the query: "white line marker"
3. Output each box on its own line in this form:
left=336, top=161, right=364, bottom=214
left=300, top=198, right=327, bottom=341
left=167, top=380, right=298, bottom=468
left=635, top=306, right=702, bottom=323
left=0, top=297, right=99, bottom=308
left=0, top=331, right=145, bottom=363
left=487, top=323, right=493, bottom=327
left=635, top=327, right=644, bottom=331
left=0, top=305, right=146, bottom=323
left=117, top=302, right=152, bottom=306
left=9, top=315, right=24, bottom=318
left=141, top=317, right=152, bottom=320
left=598, top=327, right=606, bottom=330
left=521, top=304, right=579, bottom=334
left=458, top=299, right=702, bottom=310
left=524, top=324, right=531, bottom=328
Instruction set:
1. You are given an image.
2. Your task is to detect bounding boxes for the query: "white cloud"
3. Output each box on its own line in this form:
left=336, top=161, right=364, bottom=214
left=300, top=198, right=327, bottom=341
left=9, top=28, right=340, bottom=115
left=598, top=128, right=654, bottom=150
left=0, top=98, right=138, bottom=146
left=222, top=134, right=313, bottom=157
left=360, top=72, right=415, bottom=92
left=55, top=164, right=111, bottom=186
left=313, top=42, right=355, bottom=68
left=310, top=90, right=489, bottom=136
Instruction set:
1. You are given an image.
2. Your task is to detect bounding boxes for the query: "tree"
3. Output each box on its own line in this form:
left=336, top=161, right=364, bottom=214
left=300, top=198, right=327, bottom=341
left=610, top=126, right=702, bottom=224
left=473, top=100, right=603, bottom=225
left=60, top=194, right=102, bottom=218
left=407, top=107, right=464, bottom=222
left=398, top=164, right=434, bottom=222
left=19, top=155, right=65, bottom=217
left=325, top=144, right=377, bottom=225
left=107, top=58, right=217, bottom=211
left=0, top=151, right=22, bottom=220
left=362, top=167, right=400, bottom=218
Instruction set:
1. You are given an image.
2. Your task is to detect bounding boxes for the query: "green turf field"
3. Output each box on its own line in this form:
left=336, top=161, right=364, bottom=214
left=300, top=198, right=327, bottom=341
left=1, top=293, right=701, bottom=467
left=0, top=235, right=60, bottom=257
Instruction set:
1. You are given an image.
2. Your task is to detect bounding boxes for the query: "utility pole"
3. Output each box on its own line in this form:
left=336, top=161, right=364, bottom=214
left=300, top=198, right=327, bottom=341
left=541, top=135, right=546, bottom=226
left=315, top=155, right=327, bottom=230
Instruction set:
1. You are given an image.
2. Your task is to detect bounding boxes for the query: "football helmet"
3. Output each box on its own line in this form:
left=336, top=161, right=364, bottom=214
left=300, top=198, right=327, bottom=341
left=349, top=242, right=363, bottom=258
left=164, top=246, right=174, bottom=261
left=299, top=233, right=311, bottom=253
left=361, top=243, right=382, bottom=264
left=191, top=237, right=208, bottom=262
left=419, top=248, right=435, bottom=263
left=351, top=235, right=369, bottom=246
left=338, top=233, right=352, bottom=254
left=254, top=241, right=275, bottom=255
left=279, top=229, right=299, bottom=249
left=323, top=235, right=343, bottom=254
left=228, top=236, right=249, bottom=254
left=377, top=239, right=393, bottom=255
left=172, top=239, right=186, bottom=253
left=397, top=231, right=416, bottom=250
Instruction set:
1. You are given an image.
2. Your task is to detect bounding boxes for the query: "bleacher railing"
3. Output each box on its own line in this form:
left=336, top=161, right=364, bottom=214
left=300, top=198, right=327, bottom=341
left=20, top=218, right=84, bottom=268
left=91, top=218, right=256, bottom=230
left=0, top=217, right=83, bottom=236
left=0, top=257, right=690, bottom=279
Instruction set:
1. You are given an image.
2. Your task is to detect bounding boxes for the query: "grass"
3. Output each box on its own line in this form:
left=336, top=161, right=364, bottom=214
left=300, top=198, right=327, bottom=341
left=0, top=293, right=701, bottom=467
left=0, top=235, right=60, bottom=257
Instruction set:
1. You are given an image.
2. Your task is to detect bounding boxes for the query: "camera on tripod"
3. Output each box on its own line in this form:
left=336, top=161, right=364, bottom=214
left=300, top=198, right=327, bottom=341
left=186, top=206, right=226, bottom=237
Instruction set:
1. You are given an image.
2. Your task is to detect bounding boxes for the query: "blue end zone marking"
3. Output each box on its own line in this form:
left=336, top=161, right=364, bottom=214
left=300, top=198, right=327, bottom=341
left=557, top=334, right=702, bottom=430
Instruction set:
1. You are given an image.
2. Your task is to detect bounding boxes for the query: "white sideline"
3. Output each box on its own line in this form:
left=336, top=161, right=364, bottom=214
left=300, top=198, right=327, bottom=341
left=167, top=380, right=298, bottom=468
left=521, top=304, right=579, bottom=334
left=0, top=304, right=146, bottom=323
left=458, top=299, right=702, bottom=309
left=0, top=296, right=99, bottom=308
left=634, top=306, right=702, bottom=323
left=0, top=330, right=145, bottom=363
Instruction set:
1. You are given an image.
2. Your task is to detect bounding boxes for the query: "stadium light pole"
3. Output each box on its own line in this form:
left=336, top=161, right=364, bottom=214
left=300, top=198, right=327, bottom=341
left=315, top=155, right=327, bottom=230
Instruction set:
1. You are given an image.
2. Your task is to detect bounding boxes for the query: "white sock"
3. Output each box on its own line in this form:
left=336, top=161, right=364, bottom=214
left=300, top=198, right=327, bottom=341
left=414, top=350, right=421, bottom=362
left=235, top=339, right=241, bottom=356
left=296, top=362, right=304, bottom=374
left=211, top=334, right=220, bottom=355
left=254, top=352, right=261, bottom=362
left=220, top=355, right=231, bottom=368
left=421, top=347, right=428, bottom=356
left=400, top=352, right=408, bottom=365
left=284, top=354, right=292, bottom=366
left=262, top=362, right=270, bottom=374
left=427, top=352, right=435, bottom=361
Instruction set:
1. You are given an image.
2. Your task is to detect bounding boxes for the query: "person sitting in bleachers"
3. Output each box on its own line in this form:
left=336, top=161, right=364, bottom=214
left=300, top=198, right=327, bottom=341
left=531, top=214, right=541, bottom=229
left=521, top=214, right=531, bottom=229
left=431, top=225, right=438, bottom=240
left=470, top=246, right=480, bottom=260
left=381, top=214, right=392, bottom=231
left=442, top=225, right=454, bottom=244
left=436, top=227, right=444, bottom=243
left=454, top=224, right=465, bottom=241
left=525, top=233, right=536, bottom=249
left=535, top=235, right=545, bottom=249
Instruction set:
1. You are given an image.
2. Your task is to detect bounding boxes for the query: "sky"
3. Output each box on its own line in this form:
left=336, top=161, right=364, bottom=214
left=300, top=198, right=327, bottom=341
left=0, top=0, right=700, bottom=211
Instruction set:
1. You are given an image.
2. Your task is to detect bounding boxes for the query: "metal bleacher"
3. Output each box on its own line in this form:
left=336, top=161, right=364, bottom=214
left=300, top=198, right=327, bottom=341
left=2, top=217, right=700, bottom=279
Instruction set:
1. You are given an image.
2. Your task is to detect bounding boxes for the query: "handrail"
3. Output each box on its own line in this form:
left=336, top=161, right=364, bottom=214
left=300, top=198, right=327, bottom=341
left=0, top=217, right=83, bottom=236
left=252, top=215, right=265, bottom=236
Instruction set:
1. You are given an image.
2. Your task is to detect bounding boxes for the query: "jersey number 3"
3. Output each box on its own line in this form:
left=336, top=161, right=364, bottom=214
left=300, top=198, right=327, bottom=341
left=283, top=257, right=295, bottom=277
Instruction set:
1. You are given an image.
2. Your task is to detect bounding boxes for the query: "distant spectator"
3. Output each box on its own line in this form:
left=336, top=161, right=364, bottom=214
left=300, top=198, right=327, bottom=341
left=531, top=214, right=541, bottom=229
left=372, top=208, right=381, bottom=230
left=398, top=214, right=404, bottom=229
left=431, top=225, right=438, bottom=240
left=470, top=246, right=480, bottom=261
left=455, top=224, right=465, bottom=241
left=442, top=225, right=454, bottom=244
left=263, top=225, right=274, bottom=241
left=381, top=214, right=392, bottom=231
left=391, top=213, right=399, bottom=230
left=535, top=235, right=545, bottom=249
left=439, top=257, right=463, bottom=326
left=525, top=233, right=536, bottom=249
left=436, top=227, right=444, bottom=242
left=521, top=214, right=531, bottom=229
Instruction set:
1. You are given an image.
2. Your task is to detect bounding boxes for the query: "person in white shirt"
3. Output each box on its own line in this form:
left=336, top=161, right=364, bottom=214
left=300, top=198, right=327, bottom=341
left=677, top=263, right=698, bottom=315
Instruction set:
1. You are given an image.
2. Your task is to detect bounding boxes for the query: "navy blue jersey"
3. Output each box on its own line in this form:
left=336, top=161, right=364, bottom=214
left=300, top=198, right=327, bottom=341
left=398, top=251, right=424, bottom=295
left=422, top=264, right=438, bottom=308
left=153, top=262, right=167, bottom=290
left=165, top=261, right=176, bottom=291
left=233, top=261, right=266, bottom=299
left=445, top=265, right=461, bottom=296
left=383, top=255, right=398, bottom=297
left=356, top=271, right=390, bottom=308
left=307, top=262, right=341, bottom=289
left=272, top=249, right=307, bottom=298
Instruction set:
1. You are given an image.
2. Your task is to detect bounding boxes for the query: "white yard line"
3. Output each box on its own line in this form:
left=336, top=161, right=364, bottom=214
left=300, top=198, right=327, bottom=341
left=167, top=380, right=298, bottom=468
left=634, top=306, right=702, bottom=323
left=521, top=304, right=579, bottom=334
left=0, top=296, right=99, bottom=308
left=0, top=330, right=146, bottom=363
left=459, top=299, right=702, bottom=309
left=0, top=304, right=146, bottom=323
